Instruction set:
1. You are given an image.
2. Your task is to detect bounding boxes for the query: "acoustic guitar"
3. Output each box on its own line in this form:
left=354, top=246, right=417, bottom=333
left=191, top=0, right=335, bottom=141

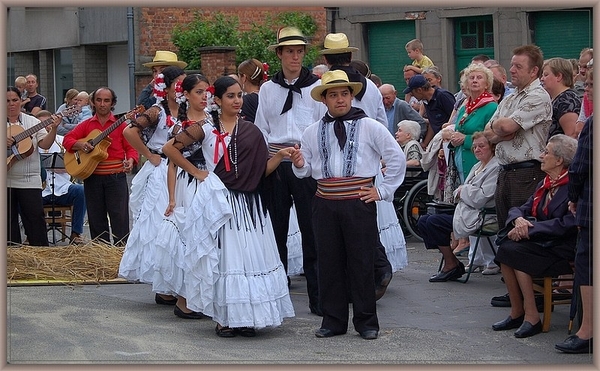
left=64, top=105, right=145, bottom=180
left=7, top=105, right=81, bottom=171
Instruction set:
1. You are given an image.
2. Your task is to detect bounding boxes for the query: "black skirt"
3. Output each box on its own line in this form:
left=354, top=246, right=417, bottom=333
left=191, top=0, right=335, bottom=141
left=495, top=239, right=575, bottom=277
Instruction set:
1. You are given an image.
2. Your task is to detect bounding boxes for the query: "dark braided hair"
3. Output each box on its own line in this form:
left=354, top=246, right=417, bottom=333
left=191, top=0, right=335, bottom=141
left=158, top=66, right=185, bottom=117
left=177, top=73, right=210, bottom=123
left=208, top=76, right=241, bottom=131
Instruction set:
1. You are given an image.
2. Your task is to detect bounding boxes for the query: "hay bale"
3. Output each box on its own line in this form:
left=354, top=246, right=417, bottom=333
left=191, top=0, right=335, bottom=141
left=7, top=240, right=125, bottom=284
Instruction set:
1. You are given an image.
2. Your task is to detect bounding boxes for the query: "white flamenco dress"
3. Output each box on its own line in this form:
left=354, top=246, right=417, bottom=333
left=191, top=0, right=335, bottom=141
left=375, top=170, right=408, bottom=272
left=179, top=122, right=295, bottom=329
left=118, top=109, right=171, bottom=284
left=285, top=203, right=304, bottom=276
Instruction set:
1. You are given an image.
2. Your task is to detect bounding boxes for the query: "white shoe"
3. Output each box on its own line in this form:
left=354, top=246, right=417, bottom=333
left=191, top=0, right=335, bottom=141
left=482, top=266, right=501, bottom=275
left=465, top=264, right=485, bottom=273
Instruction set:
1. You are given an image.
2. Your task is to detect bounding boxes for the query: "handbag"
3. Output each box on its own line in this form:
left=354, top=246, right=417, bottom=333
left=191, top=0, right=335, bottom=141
left=443, top=148, right=461, bottom=203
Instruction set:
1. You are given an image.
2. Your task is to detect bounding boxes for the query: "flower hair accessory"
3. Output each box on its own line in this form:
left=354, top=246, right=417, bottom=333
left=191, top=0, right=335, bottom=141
left=153, top=73, right=167, bottom=103
left=174, top=80, right=186, bottom=105
left=206, top=85, right=220, bottom=112
left=262, top=62, right=269, bottom=81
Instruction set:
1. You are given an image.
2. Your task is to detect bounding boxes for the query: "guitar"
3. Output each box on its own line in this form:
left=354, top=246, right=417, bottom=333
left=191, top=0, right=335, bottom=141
left=7, top=105, right=82, bottom=171
left=64, top=105, right=145, bottom=180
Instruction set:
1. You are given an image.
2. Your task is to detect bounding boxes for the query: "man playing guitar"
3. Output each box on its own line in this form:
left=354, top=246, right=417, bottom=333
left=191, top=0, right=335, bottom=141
left=63, top=87, right=138, bottom=246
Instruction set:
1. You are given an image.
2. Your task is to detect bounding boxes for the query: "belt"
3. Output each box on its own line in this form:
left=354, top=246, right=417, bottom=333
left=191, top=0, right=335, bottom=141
left=501, top=160, right=540, bottom=171
left=316, top=177, right=373, bottom=200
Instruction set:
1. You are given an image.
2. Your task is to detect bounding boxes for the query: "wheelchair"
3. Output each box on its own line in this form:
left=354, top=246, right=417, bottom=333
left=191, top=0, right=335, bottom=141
left=392, top=167, right=433, bottom=242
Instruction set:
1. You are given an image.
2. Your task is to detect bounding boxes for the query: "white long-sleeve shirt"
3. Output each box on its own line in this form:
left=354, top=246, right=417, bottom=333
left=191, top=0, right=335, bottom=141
left=293, top=115, right=406, bottom=202
left=254, top=79, right=327, bottom=145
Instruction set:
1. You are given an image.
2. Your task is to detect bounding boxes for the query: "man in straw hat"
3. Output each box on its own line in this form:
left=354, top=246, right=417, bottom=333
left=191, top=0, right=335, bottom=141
left=320, top=33, right=387, bottom=126
left=137, top=51, right=187, bottom=109
left=255, top=26, right=327, bottom=317
left=320, top=32, right=393, bottom=298
left=291, top=70, right=406, bottom=340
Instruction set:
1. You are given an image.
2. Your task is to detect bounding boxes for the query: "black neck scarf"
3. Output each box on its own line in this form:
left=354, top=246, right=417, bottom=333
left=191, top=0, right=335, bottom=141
left=271, top=67, right=319, bottom=115
left=330, top=65, right=367, bottom=100
left=322, top=107, right=368, bottom=150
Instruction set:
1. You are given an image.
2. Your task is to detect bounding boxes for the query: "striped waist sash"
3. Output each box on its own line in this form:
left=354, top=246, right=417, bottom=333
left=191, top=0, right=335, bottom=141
left=94, top=160, right=125, bottom=175
left=268, top=142, right=298, bottom=160
left=316, top=177, right=373, bottom=200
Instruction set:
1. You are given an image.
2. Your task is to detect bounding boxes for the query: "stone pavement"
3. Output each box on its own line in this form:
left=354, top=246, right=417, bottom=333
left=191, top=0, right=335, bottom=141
left=6, top=236, right=594, bottom=365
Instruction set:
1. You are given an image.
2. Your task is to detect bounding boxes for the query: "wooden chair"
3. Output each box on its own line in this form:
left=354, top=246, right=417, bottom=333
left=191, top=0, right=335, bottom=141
left=43, top=204, right=73, bottom=242
left=532, top=263, right=575, bottom=333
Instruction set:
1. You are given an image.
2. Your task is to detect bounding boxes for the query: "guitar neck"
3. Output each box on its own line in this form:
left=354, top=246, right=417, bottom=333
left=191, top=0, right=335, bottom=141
left=12, top=114, right=62, bottom=143
left=90, top=115, right=130, bottom=146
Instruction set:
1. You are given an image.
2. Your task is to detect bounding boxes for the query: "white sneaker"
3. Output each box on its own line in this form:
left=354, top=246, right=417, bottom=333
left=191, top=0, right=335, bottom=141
left=482, top=266, right=501, bottom=275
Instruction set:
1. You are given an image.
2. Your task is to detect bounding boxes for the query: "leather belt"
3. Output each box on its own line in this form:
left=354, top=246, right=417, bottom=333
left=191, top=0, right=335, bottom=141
left=500, top=160, right=540, bottom=171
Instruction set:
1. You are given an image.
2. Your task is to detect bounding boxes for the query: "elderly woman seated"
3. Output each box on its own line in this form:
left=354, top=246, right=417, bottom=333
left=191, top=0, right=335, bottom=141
left=417, top=132, right=499, bottom=282
left=492, top=134, right=579, bottom=338
left=395, top=119, right=423, bottom=167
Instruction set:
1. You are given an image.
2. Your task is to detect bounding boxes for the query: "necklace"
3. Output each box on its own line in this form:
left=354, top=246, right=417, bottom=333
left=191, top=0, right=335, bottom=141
left=219, top=115, right=239, bottom=178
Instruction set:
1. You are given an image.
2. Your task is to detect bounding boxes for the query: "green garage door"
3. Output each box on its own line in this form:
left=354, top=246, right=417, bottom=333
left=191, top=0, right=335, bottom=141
left=531, top=9, right=593, bottom=59
left=367, top=21, right=415, bottom=91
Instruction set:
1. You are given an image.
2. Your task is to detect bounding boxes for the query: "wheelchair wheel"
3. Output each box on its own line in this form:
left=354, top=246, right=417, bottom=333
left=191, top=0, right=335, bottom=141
left=402, top=179, right=433, bottom=241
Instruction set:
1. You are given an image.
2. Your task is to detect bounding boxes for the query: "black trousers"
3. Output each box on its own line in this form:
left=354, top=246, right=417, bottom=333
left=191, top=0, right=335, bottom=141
left=8, top=187, right=48, bottom=246
left=83, top=172, right=130, bottom=245
left=495, top=165, right=545, bottom=228
left=263, top=162, right=320, bottom=309
left=313, top=197, right=379, bottom=334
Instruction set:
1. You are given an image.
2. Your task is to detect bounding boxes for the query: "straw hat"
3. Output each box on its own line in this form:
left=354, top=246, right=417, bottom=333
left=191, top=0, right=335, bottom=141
left=310, top=70, right=363, bottom=101
left=268, top=27, right=309, bottom=52
left=319, top=33, right=359, bottom=55
left=142, top=51, right=187, bottom=69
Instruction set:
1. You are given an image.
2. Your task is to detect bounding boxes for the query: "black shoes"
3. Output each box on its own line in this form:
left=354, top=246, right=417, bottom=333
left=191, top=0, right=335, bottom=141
left=155, top=293, right=177, bottom=305
left=235, top=327, right=257, bottom=337
left=315, top=328, right=344, bottom=338
left=359, top=330, right=378, bottom=340
left=514, top=320, right=542, bottom=338
left=375, top=272, right=393, bottom=301
left=429, top=262, right=465, bottom=282
left=491, top=293, right=511, bottom=307
left=492, top=315, right=525, bottom=331
left=174, top=305, right=206, bottom=319
left=555, top=335, right=593, bottom=354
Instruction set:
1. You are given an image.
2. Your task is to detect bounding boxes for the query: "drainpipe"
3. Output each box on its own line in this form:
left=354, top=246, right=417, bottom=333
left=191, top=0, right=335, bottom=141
left=127, top=7, right=135, bottom=109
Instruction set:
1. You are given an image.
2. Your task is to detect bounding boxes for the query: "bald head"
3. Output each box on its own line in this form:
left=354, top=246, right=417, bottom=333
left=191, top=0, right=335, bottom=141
left=379, top=83, right=397, bottom=109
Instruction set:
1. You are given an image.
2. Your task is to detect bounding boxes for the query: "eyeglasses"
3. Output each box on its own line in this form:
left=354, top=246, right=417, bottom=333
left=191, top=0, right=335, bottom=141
left=583, top=82, right=593, bottom=88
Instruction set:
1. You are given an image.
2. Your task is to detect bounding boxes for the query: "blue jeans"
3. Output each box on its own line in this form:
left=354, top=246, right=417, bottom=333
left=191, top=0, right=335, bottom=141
left=43, top=184, right=86, bottom=235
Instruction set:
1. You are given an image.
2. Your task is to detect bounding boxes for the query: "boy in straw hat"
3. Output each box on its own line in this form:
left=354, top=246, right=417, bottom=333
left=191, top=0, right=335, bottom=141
left=320, top=32, right=393, bottom=298
left=320, top=33, right=387, bottom=126
left=137, top=51, right=188, bottom=109
left=255, top=26, right=327, bottom=316
left=291, top=70, right=406, bottom=340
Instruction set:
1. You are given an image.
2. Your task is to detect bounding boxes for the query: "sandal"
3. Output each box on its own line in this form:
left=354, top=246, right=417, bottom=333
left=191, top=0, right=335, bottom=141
left=215, top=324, right=236, bottom=338
left=235, top=327, right=256, bottom=337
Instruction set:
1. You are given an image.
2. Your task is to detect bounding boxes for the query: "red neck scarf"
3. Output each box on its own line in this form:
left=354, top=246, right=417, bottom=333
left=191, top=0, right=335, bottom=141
left=465, top=91, right=495, bottom=114
left=531, top=169, right=569, bottom=217
left=212, top=129, right=231, bottom=172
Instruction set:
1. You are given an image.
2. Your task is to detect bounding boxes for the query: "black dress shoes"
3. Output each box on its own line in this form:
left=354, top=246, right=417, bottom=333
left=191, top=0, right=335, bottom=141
left=174, top=305, right=206, bottom=319
left=155, top=293, right=177, bottom=305
left=359, top=330, right=378, bottom=340
left=514, top=320, right=542, bottom=338
left=429, top=262, right=465, bottom=282
left=492, top=315, right=525, bottom=331
left=555, top=335, right=593, bottom=354
left=375, top=272, right=393, bottom=301
left=315, top=328, right=344, bottom=338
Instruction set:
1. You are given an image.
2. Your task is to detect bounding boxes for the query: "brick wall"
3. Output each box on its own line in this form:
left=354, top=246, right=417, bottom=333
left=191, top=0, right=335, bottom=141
left=137, top=7, right=327, bottom=62
left=199, top=47, right=237, bottom=86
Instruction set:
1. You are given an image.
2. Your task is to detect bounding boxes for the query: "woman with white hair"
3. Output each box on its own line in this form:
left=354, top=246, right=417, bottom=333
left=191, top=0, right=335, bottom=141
left=446, top=63, right=498, bottom=182
left=395, top=119, right=422, bottom=167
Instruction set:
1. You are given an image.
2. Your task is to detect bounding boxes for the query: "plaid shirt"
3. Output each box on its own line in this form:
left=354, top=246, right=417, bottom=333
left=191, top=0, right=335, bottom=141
left=568, top=115, right=592, bottom=228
